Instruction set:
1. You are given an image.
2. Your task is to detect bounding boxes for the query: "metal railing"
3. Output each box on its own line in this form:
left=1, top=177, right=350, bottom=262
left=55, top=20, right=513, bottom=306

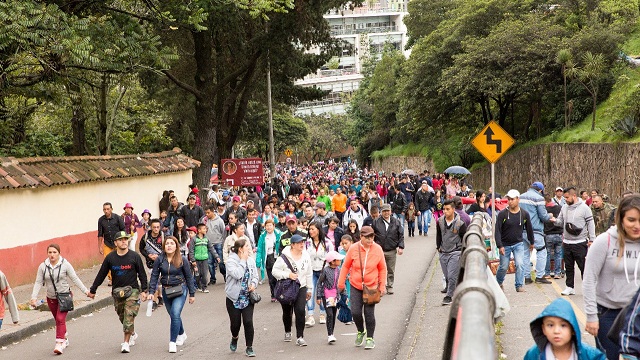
left=330, top=25, right=399, bottom=36
left=442, top=213, right=497, bottom=360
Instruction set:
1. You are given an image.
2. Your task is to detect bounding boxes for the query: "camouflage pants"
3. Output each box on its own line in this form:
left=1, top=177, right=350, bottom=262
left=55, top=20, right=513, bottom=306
left=113, top=288, right=140, bottom=334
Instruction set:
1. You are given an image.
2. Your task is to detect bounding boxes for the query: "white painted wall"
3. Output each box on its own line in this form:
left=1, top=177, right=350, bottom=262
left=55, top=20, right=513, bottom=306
left=0, top=171, right=193, bottom=249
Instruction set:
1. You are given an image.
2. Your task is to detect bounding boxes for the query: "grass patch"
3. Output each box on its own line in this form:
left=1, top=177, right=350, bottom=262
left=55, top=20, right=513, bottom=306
left=371, top=142, right=430, bottom=159
left=495, top=320, right=504, bottom=359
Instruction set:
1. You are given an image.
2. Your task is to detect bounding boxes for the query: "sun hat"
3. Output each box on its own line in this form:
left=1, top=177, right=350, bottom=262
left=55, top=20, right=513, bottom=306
left=325, top=251, right=345, bottom=263
left=123, top=203, right=134, bottom=210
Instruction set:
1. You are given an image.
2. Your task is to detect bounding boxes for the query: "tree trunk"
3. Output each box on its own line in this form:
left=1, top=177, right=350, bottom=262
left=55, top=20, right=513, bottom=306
left=190, top=30, right=218, bottom=192
left=96, top=73, right=109, bottom=155
left=67, top=83, right=88, bottom=155
left=563, top=66, right=568, bottom=128
left=591, top=93, right=597, bottom=131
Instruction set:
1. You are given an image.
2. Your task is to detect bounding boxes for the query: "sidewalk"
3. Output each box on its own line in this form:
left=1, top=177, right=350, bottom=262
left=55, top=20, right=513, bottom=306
left=0, top=264, right=113, bottom=348
left=397, top=251, right=595, bottom=359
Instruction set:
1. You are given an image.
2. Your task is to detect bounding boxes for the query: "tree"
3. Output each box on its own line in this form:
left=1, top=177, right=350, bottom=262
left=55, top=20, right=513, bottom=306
left=556, top=49, right=573, bottom=128
left=301, top=114, right=350, bottom=163
left=566, top=51, right=606, bottom=131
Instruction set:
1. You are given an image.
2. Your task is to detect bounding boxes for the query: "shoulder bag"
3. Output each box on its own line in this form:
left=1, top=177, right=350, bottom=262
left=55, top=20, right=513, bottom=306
left=163, top=257, right=185, bottom=299
left=48, top=261, right=74, bottom=312
left=358, top=246, right=381, bottom=305
left=274, top=255, right=301, bottom=305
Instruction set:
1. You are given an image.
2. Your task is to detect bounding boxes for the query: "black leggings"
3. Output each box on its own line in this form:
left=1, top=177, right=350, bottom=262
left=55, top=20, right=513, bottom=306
left=321, top=299, right=338, bottom=336
left=226, top=298, right=254, bottom=347
left=350, top=284, right=376, bottom=338
left=281, top=286, right=307, bottom=338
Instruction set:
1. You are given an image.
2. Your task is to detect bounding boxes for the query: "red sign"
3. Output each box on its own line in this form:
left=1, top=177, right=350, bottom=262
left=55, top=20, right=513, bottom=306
left=221, top=158, right=264, bottom=186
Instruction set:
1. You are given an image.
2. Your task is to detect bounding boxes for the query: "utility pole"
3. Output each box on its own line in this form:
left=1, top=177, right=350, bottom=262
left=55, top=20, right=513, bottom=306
left=267, top=51, right=276, bottom=180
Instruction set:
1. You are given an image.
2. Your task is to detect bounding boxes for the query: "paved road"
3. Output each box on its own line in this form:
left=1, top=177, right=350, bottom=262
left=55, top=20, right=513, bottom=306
left=1, top=230, right=437, bottom=360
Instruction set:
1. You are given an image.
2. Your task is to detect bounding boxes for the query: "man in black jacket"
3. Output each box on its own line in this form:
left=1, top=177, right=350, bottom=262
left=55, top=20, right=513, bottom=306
left=415, top=181, right=434, bottom=236
left=372, top=204, right=405, bottom=295
left=180, top=195, right=204, bottom=227
left=389, top=186, right=408, bottom=231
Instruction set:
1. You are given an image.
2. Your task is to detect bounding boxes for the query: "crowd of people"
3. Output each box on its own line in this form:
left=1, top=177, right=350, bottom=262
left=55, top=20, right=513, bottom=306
left=6, top=159, right=640, bottom=360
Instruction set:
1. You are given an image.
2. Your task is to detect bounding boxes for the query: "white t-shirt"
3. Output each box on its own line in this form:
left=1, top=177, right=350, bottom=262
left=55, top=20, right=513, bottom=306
left=265, top=232, right=276, bottom=255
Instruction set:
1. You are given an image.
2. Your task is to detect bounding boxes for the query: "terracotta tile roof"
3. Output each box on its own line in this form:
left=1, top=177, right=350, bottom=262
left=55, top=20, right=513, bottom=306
left=0, top=148, right=200, bottom=191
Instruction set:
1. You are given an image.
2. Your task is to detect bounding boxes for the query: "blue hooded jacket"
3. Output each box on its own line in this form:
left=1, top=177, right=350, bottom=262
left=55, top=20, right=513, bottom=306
left=519, top=187, right=551, bottom=237
left=524, top=298, right=606, bottom=360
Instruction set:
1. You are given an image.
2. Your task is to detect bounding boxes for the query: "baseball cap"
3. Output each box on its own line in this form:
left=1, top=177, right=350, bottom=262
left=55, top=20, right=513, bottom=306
left=278, top=211, right=286, bottom=217
left=325, top=251, right=345, bottom=263
left=188, top=194, right=197, bottom=200
left=506, top=189, right=520, bottom=199
left=232, top=195, right=241, bottom=202
left=285, top=214, right=297, bottom=223
left=290, top=234, right=304, bottom=244
left=381, top=204, right=392, bottom=211
left=314, top=202, right=326, bottom=210
left=531, top=182, right=545, bottom=192
left=114, top=231, right=130, bottom=240
left=555, top=187, right=563, bottom=192
left=217, top=200, right=226, bottom=207
left=360, top=226, right=375, bottom=237
left=186, top=226, right=197, bottom=233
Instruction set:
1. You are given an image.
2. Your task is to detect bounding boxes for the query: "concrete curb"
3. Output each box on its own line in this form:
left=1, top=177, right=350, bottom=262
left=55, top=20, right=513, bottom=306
left=0, top=296, right=113, bottom=347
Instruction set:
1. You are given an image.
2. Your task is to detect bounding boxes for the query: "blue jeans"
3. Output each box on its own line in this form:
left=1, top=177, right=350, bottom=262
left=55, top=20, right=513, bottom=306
left=420, top=209, right=432, bottom=234
left=162, top=285, right=187, bottom=342
left=496, top=242, right=526, bottom=289
left=307, top=270, right=325, bottom=315
left=545, top=234, right=563, bottom=275
left=393, top=213, right=405, bottom=230
left=0, top=318, right=3, bottom=329
left=596, top=304, right=622, bottom=360
left=523, top=233, right=547, bottom=279
left=208, top=243, right=225, bottom=283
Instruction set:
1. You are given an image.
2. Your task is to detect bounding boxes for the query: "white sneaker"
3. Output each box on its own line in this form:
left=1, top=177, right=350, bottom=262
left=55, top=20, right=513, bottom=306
left=54, top=342, right=64, bottom=354
left=121, top=342, right=130, bottom=353
left=129, top=332, right=138, bottom=346
left=176, top=333, right=187, bottom=346
left=319, top=314, right=326, bottom=324
left=305, top=315, right=315, bottom=327
left=296, top=337, right=307, bottom=347
left=169, top=342, right=177, bottom=353
left=328, top=335, right=337, bottom=344
left=561, top=287, right=576, bottom=296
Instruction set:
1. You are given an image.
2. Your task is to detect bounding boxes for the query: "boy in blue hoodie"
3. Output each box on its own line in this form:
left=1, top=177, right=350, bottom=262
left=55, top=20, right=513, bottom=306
left=525, top=298, right=605, bottom=360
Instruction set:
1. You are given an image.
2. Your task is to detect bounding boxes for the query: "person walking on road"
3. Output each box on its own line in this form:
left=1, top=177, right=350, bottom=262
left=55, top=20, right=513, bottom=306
left=256, top=219, right=282, bottom=301
left=315, top=250, right=345, bottom=344
left=372, top=204, right=404, bottom=295
left=583, top=194, right=640, bottom=359
left=495, top=190, right=535, bottom=292
left=436, top=199, right=467, bottom=306
left=543, top=194, right=564, bottom=279
left=338, top=226, right=387, bottom=350
left=389, top=186, right=408, bottom=230
left=415, top=180, right=434, bottom=236
left=148, top=236, right=196, bottom=353
left=225, top=238, right=259, bottom=357
left=30, top=244, right=91, bottom=354
left=304, top=221, right=334, bottom=327
left=0, top=269, right=19, bottom=330
left=272, top=234, right=313, bottom=347
left=98, top=202, right=125, bottom=286
left=552, top=187, right=596, bottom=296
left=89, top=231, right=148, bottom=354
left=519, top=182, right=553, bottom=285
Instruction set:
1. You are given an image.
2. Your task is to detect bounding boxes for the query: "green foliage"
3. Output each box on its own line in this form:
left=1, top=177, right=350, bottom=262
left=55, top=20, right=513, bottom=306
left=300, top=114, right=351, bottom=162
left=609, top=115, right=640, bottom=137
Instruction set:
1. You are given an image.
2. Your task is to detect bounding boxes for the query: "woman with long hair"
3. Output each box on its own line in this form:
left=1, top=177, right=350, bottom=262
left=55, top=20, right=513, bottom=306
left=148, top=236, right=196, bottom=353
left=583, top=193, right=640, bottom=359
left=304, top=221, right=334, bottom=327
left=30, top=244, right=91, bottom=354
left=173, top=217, right=189, bottom=256
left=225, top=238, right=259, bottom=357
left=466, top=191, right=487, bottom=215
left=346, top=219, right=361, bottom=242
left=256, top=219, right=282, bottom=302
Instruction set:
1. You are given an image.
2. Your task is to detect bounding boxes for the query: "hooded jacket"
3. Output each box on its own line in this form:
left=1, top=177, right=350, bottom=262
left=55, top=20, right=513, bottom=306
left=554, top=199, right=596, bottom=243
left=582, top=226, right=640, bottom=322
left=519, top=188, right=552, bottom=237
left=524, top=298, right=606, bottom=360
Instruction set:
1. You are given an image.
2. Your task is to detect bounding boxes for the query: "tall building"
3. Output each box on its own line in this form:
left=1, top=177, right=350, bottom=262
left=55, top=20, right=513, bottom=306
left=294, top=1, right=410, bottom=116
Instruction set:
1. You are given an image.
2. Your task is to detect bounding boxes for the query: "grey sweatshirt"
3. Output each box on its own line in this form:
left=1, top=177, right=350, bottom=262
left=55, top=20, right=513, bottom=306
left=554, top=199, right=596, bottom=244
left=31, top=257, right=89, bottom=300
left=582, top=227, right=640, bottom=322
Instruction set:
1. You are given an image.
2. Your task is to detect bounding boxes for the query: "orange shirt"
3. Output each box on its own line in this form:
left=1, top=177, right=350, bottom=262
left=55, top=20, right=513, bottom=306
left=338, top=242, right=387, bottom=292
left=332, top=193, right=348, bottom=213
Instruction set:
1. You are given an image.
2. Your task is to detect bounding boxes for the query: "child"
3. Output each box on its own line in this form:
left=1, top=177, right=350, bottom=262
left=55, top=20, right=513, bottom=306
left=316, top=251, right=345, bottom=344
left=433, top=190, right=444, bottom=222
left=406, top=202, right=417, bottom=237
left=337, top=235, right=353, bottom=325
left=0, top=269, right=19, bottom=329
left=185, top=226, right=199, bottom=289
left=138, top=209, right=151, bottom=232
left=188, top=223, right=219, bottom=293
left=524, top=298, right=605, bottom=360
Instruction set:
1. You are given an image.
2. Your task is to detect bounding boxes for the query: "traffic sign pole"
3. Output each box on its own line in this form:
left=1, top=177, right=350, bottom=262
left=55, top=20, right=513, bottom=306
left=491, top=163, right=496, bottom=248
